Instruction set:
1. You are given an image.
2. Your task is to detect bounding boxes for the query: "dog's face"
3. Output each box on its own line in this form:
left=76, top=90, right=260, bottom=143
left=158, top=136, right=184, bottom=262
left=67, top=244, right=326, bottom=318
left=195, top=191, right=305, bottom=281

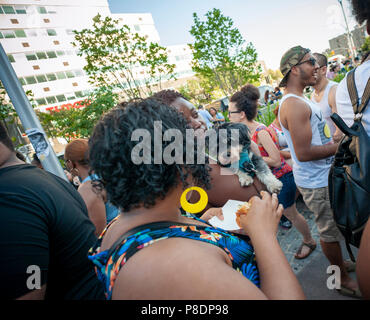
left=217, top=144, right=243, bottom=167
left=211, top=122, right=252, bottom=167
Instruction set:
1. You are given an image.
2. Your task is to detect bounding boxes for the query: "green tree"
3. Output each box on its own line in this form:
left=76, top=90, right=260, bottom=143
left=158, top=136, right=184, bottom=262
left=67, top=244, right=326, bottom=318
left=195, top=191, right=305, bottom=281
left=72, top=14, right=176, bottom=100
left=189, top=8, right=260, bottom=96
left=37, top=87, right=119, bottom=141
left=361, top=36, right=370, bottom=52
left=178, top=76, right=221, bottom=106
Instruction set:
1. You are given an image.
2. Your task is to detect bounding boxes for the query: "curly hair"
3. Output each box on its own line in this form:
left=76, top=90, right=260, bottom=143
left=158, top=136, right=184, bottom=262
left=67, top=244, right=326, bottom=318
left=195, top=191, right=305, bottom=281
left=88, top=98, right=211, bottom=212
left=151, top=89, right=186, bottom=106
left=351, top=0, right=370, bottom=25
left=230, top=84, right=260, bottom=121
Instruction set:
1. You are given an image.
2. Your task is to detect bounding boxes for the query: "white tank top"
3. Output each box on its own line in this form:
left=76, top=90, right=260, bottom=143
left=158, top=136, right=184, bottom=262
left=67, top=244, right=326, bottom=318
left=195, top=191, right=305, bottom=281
left=278, top=94, right=334, bottom=188
left=311, top=81, right=337, bottom=136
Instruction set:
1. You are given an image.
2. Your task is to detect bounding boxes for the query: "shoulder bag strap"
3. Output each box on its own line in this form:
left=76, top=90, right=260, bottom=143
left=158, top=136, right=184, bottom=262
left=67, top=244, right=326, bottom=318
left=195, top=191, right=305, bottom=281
left=346, top=69, right=359, bottom=114
left=359, top=77, right=370, bottom=114
left=346, top=68, right=370, bottom=115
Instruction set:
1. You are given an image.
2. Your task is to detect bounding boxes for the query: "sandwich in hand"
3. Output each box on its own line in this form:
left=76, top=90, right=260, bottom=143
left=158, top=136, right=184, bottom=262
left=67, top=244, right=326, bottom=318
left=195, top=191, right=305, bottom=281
left=235, top=201, right=251, bottom=228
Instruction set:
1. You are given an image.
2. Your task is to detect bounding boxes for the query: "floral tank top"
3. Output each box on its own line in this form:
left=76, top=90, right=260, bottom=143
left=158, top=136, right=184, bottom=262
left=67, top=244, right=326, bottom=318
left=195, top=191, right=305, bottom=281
left=252, top=124, right=292, bottom=179
left=88, top=217, right=260, bottom=299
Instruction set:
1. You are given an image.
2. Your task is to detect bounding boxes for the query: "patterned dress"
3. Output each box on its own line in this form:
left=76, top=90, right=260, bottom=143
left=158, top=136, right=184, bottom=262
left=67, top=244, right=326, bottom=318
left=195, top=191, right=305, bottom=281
left=251, top=124, right=292, bottom=179
left=88, top=217, right=260, bottom=299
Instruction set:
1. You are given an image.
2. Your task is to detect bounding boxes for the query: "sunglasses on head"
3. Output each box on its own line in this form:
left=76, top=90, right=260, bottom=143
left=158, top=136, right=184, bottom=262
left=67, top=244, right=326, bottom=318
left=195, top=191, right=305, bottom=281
left=295, top=57, right=317, bottom=67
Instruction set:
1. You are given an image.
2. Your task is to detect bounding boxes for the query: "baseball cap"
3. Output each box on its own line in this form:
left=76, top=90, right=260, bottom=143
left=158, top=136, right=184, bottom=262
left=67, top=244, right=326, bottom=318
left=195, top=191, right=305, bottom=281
left=279, top=46, right=310, bottom=87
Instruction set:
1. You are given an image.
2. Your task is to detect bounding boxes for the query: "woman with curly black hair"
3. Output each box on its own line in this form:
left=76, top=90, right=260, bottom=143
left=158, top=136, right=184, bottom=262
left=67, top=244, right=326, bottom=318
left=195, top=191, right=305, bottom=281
left=87, top=98, right=304, bottom=300
left=152, top=89, right=267, bottom=211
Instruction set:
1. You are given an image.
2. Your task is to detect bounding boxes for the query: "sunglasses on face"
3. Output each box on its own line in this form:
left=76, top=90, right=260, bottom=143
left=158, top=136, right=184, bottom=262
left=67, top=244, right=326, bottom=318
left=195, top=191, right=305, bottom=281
left=295, top=57, right=317, bottom=67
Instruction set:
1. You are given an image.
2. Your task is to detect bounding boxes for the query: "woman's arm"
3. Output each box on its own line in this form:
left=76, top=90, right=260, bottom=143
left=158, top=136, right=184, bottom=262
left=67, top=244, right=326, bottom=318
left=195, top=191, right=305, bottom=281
left=239, top=192, right=305, bottom=299
left=256, top=130, right=282, bottom=168
left=78, top=181, right=107, bottom=236
left=112, top=191, right=304, bottom=300
left=280, top=150, right=291, bottom=159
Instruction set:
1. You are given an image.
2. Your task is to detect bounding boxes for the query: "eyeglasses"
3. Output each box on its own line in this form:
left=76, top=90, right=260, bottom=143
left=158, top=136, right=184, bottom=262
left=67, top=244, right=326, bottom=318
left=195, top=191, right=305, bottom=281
left=228, top=110, right=241, bottom=116
left=295, top=57, right=317, bottom=67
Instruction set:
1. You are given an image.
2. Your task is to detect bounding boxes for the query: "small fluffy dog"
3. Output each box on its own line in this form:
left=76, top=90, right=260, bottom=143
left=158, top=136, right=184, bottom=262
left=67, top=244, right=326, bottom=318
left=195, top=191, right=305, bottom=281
left=210, top=122, right=282, bottom=194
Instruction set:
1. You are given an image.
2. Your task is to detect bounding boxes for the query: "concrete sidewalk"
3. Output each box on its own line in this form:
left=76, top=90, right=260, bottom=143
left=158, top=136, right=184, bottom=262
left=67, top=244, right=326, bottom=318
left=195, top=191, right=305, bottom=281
left=277, top=198, right=359, bottom=300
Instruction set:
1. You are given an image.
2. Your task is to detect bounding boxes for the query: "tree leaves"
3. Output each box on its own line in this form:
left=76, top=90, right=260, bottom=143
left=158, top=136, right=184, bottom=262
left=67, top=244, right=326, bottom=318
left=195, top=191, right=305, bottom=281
left=189, top=8, right=260, bottom=96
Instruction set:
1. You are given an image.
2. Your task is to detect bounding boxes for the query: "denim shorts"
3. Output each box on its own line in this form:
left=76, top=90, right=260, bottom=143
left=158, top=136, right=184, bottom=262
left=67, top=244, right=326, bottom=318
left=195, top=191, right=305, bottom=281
left=277, top=171, right=296, bottom=209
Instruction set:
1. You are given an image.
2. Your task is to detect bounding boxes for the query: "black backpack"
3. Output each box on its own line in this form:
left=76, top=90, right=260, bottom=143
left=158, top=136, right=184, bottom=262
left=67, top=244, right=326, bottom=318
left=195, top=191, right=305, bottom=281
left=329, top=68, right=370, bottom=262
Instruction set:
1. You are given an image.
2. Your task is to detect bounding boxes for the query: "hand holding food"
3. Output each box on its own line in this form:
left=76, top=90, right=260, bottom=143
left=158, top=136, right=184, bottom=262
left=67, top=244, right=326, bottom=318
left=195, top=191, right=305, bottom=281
left=238, top=191, right=283, bottom=239
left=235, top=201, right=251, bottom=228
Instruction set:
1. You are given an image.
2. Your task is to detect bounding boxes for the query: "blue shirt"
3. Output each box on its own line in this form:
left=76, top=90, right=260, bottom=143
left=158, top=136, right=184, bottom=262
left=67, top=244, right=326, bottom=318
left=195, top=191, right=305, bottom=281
left=198, top=109, right=213, bottom=129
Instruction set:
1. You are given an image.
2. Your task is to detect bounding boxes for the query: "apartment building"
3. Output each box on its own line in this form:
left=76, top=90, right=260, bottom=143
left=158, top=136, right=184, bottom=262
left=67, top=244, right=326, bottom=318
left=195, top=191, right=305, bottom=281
left=0, top=0, right=194, bottom=115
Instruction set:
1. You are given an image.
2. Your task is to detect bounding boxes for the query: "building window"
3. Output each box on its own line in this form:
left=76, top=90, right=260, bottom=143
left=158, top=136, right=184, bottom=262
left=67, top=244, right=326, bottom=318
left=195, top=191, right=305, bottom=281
left=46, top=73, right=57, bottom=81
left=74, top=69, right=84, bottom=77
left=56, top=95, right=66, bottom=102
left=65, top=71, right=74, bottom=78
left=26, top=53, right=37, bottom=61
left=25, top=76, right=37, bottom=85
left=43, top=19, right=50, bottom=23
left=46, top=96, right=57, bottom=104
left=36, top=98, right=47, bottom=106
left=66, top=93, right=76, bottom=100
left=3, top=30, right=15, bottom=38
left=63, top=62, right=69, bottom=66
left=2, top=6, right=16, bottom=14
left=7, top=54, right=15, bottom=63
left=43, top=87, right=50, bottom=92
left=36, top=75, right=47, bottom=83
left=56, top=71, right=67, bottom=80
left=134, top=25, right=141, bottom=31
left=36, top=52, right=47, bottom=59
left=26, top=29, right=37, bottom=37
left=56, top=50, right=65, bottom=56
left=53, top=40, right=60, bottom=45
left=65, top=29, right=74, bottom=35
left=14, top=6, right=27, bottom=14
left=22, top=42, right=30, bottom=47
left=15, top=29, right=26, bottom=37
left=32, top=65, right=40, bottom=70
left=10, top=19, right=19, bottom=24
left=37, top=7, right=47, bottom=14
left=72, top=82, right=78, bottom=87
left=75, top=91, right=84, bottom=98
left=46, top=51, right=57, bottom=58
left=18, top=78, right=26, bottom=85
left=47, top=29, right=57, bottom=36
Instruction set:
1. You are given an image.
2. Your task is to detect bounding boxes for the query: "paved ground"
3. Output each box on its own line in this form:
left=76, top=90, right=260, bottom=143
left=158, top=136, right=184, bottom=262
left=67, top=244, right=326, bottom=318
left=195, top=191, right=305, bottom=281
left=277, top=198, right=360, bottom=300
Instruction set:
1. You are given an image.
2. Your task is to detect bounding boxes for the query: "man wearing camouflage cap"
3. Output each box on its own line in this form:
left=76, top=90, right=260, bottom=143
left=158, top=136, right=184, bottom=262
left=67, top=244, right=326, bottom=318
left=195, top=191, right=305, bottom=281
left=278, top=46, right=360, bottom=298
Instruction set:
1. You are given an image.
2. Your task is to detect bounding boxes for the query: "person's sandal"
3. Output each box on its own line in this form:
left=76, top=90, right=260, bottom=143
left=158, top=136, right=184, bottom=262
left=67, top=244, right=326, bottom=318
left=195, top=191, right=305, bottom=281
left=294, top=242, right=316, bottom=260
left=344, top=259, right=356, bottom=273
left=337, top=286, right=362, bottom=299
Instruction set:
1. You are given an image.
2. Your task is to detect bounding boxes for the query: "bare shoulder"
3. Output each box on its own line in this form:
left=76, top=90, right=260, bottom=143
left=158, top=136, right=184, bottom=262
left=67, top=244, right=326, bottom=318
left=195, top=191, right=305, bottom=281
left=280, top=96, right=311, bottom=128
left=281, top=96, right=310, bottom=113
left=112, top=237, right=266, bottom=299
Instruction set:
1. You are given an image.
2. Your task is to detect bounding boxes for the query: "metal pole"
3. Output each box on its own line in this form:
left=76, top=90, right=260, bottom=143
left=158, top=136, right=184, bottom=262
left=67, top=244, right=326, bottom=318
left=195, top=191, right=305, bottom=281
left=338, top=0, right=357, bottom=59
left=0, top=43, right=68, bottom=181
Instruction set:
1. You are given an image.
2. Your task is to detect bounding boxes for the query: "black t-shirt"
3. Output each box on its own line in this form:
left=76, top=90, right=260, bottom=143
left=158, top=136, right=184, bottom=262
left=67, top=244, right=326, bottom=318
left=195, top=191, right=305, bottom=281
left=0, top=164, right=105, bottom=300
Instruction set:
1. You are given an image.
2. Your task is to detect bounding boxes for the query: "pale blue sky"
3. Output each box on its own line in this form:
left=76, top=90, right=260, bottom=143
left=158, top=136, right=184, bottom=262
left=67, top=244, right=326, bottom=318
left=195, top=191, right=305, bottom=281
left=107, top=0, right=358, bottom=70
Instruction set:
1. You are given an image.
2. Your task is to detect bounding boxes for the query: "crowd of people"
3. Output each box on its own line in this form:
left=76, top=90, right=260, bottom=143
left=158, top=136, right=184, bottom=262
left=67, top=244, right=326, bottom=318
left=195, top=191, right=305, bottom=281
left=0, top=0, right=369, bottom=300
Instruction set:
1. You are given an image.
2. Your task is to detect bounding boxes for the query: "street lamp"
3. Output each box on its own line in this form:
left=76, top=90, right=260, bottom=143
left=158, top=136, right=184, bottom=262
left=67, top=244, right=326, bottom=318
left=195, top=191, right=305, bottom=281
left=337, top=0, right=357, bottom=59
